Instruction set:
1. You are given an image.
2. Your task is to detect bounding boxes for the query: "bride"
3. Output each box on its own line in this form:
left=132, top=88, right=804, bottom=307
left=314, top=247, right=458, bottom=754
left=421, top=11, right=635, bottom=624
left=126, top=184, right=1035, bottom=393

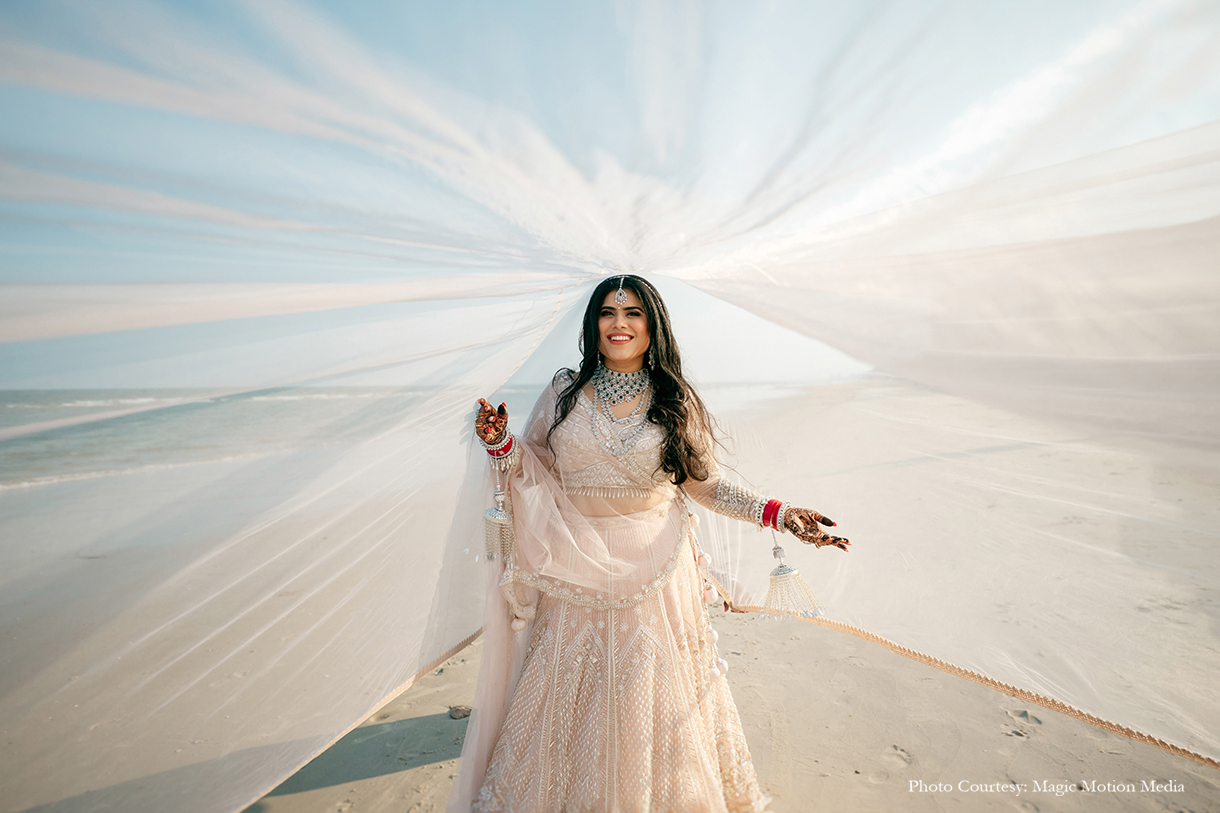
left=453, top=275, right=849, bottom=812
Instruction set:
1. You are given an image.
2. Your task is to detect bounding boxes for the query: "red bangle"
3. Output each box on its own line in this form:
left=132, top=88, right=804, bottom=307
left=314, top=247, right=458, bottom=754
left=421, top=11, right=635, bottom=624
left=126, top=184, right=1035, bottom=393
left=486, top=435, right=514, bottom=457
left=762, top=499, right=782, bottom=530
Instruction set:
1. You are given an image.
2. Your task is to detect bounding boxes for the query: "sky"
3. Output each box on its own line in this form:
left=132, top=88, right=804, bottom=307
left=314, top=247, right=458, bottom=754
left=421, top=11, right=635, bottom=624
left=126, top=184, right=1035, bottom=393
left=0, top=0, right=1216, bottom=388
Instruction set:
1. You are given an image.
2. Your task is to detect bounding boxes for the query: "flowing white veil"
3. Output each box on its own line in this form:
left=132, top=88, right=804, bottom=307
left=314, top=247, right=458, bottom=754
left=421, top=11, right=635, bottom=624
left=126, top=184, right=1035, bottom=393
left=0, top=2, right=1218, bottom=810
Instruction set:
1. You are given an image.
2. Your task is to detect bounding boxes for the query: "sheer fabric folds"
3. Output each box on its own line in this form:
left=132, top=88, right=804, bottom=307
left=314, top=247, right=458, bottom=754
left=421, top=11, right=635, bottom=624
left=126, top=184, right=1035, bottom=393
left=0, top=2, right=1218, bottom=811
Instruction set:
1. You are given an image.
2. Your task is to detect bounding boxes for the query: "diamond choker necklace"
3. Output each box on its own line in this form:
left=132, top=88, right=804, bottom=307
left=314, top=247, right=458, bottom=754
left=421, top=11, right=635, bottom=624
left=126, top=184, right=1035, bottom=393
left=593, top=362, right=649, bottom=406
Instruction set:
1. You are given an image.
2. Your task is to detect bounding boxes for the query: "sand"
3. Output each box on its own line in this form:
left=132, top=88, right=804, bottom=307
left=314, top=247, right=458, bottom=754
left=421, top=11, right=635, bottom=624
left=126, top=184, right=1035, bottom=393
left=245, top=607, right=1219, bottom=812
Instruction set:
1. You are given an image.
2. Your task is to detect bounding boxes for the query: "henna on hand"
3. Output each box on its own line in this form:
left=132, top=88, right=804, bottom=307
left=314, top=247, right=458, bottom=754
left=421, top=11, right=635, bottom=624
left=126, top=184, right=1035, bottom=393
left=474, top=398, right=509, bottom=444
left=784, top=507, right=850, bottom=551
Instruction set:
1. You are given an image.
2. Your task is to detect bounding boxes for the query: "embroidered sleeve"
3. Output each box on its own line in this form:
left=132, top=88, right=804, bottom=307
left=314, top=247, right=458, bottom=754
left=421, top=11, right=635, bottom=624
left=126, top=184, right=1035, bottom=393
left=707, top=478, right=767, bottom=526
left=682, top=458, right=770, bottom=527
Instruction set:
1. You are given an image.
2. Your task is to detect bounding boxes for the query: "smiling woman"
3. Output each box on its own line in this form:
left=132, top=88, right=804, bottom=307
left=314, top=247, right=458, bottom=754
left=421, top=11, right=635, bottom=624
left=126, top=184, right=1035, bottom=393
left=1, top=2, right=1218, bottom=812
left=462, top=275, right=847, bottom=811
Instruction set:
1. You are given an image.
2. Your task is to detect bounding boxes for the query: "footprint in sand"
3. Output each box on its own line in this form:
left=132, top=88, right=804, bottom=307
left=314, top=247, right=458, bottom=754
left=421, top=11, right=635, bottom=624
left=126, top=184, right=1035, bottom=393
left=1007, top=709, right=1042, bottom=725
left=881, top=745, right=912, bottom=768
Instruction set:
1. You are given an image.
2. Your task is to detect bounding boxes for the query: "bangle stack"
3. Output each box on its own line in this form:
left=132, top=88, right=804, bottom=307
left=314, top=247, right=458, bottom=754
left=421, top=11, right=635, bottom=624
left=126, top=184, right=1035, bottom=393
left=708, top=479, right=790, bottom=533
left=760, top=499, right=791, bottom=533
left=481, top=430, right=518, bottom=471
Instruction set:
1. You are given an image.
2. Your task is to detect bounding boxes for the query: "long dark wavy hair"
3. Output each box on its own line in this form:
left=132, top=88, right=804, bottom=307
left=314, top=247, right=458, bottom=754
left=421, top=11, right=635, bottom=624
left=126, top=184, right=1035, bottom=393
left=547, top=275, right=716, bottom=485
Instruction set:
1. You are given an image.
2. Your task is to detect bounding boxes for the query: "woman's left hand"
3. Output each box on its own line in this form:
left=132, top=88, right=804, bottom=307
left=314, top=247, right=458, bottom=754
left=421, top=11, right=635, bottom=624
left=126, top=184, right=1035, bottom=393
left=783, top=507, right=850, bottom=551
left=475, top=398, right=509, bottom=445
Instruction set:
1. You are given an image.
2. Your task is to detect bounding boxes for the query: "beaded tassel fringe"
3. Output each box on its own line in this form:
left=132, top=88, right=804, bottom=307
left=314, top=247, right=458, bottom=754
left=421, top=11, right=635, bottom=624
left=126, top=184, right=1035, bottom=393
left=762, top=542, right=825, bottom=620
left=565, top=485, right=655, bottom=498
left=484, top=474, right=515, bottom=562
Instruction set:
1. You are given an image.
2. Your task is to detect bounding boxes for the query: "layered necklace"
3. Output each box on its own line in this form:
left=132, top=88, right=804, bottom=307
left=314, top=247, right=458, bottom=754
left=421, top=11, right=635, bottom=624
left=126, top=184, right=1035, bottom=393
left=591, top=362, right=651, bottom=456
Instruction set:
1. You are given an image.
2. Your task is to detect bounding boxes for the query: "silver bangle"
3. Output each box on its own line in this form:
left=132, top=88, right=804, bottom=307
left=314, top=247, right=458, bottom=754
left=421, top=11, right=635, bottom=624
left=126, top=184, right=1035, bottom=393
left=776, top=502, right=791, bottom=534
left=489, top=440, right=519, bottom=472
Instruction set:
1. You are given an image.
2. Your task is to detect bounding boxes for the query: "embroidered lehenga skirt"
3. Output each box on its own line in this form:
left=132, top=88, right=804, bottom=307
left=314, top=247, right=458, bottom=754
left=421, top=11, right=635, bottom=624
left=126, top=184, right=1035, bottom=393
left=474, top=500, right=767, bottom=812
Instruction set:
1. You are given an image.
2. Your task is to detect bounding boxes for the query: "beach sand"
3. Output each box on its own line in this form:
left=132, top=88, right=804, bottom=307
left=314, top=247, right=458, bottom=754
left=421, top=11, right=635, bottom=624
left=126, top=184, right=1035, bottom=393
left=245, top=607, right=1218, bottom=812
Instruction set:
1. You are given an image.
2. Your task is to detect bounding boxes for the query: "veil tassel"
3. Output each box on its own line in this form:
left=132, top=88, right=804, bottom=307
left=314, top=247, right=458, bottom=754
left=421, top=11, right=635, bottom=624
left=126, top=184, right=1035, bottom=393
left=762, top=540, right=825, bottom=620
left=484, top=471, right=515, bottom=562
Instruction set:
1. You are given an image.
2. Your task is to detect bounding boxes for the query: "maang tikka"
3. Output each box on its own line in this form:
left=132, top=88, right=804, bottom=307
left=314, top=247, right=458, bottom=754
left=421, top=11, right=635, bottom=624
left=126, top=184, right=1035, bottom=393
left=614, top=276, right=628, bottom=305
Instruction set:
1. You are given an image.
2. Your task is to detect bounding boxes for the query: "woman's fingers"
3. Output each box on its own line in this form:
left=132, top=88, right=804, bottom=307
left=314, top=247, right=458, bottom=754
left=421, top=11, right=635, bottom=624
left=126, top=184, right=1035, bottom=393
left=474, top=400, right=507, bottom=420
left=792, top=520, right=851, bottom=551
left=488, top=403, right=507, bottom=434
left=474, top=399, right=505, bottom=438
left=473, top=398, right=509, bottom=442
left=789, top=507, right=837, bottom=531
left=806, top=510, right=836, bottom=528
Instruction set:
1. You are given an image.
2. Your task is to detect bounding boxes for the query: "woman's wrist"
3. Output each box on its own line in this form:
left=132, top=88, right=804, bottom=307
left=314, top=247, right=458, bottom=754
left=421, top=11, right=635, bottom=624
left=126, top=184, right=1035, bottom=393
left=483, top=430, right=517, bottom=471
left=479, top=428, right=511, bottom=451
left=761, top=498, right=790, bottom=529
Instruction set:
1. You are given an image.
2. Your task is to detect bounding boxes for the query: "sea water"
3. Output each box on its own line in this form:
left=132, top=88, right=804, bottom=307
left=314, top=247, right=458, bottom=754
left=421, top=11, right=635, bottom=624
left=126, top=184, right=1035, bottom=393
left=0, top=387, right=435, bottom=492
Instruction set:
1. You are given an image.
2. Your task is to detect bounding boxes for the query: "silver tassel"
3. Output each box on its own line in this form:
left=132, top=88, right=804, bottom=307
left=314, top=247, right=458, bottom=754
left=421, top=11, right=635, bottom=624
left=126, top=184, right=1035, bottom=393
left=484, top=477, right=515, bottom=562
left=762, top=539, right=825, bottom=620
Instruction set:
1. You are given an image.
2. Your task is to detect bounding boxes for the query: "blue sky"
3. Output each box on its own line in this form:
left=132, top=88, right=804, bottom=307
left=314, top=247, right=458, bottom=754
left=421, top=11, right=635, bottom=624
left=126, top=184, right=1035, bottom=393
left=0, top=0, right=1215, bottom=387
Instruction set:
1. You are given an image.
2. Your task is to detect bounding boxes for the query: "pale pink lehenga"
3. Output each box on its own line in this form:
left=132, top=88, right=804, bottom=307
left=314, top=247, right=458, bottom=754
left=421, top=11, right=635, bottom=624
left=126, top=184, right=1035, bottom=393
left=451, top=374, right=770, bottom=812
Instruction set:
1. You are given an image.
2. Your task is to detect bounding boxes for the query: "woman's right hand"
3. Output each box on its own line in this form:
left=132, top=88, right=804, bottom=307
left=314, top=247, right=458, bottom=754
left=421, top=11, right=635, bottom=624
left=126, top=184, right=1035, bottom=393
left=475, top=398, right=509, bottom=445
left=784, top=507, right=850, bottom=551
